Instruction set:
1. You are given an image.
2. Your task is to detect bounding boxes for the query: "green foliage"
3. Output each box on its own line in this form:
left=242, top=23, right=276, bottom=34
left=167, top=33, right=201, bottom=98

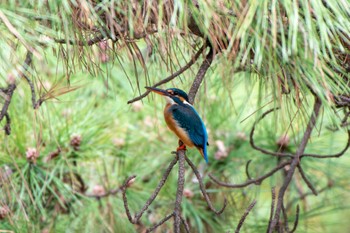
left=0, top=43, right=349, bottom=232
left=0, top=1, right=350, bottom=232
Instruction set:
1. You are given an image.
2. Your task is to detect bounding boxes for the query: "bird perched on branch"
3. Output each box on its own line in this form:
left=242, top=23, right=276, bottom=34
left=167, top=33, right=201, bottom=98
left=146, top=87, right=209, bottom=163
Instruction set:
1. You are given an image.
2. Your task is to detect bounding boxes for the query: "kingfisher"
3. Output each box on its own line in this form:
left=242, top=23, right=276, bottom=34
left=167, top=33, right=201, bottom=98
left=146, top=87, right=209, bottom=163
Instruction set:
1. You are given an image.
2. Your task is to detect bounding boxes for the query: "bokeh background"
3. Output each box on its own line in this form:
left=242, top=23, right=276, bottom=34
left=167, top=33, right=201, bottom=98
left=0, top=1, right=350, bottom=232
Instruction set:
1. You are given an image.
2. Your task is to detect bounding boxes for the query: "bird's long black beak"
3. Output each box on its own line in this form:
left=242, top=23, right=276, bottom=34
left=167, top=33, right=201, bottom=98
left=145, top=87, right=169, bottom=96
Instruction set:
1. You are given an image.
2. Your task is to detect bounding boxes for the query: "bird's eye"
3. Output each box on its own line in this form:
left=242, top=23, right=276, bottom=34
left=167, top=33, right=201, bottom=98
left=167, top=90, right=174, bottom=95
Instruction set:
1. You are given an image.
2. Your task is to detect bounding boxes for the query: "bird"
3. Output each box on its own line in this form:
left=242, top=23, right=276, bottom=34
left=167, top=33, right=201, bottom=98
left=145, top=87, right=209, bottom=163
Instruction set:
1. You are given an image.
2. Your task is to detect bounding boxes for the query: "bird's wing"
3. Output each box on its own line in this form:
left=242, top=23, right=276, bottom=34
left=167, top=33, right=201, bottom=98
left=171, top=105, right=208, bottom=148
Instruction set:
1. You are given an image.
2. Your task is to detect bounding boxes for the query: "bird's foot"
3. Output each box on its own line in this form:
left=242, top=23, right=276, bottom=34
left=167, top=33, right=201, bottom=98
left=177, top=143, right=187, bottom=151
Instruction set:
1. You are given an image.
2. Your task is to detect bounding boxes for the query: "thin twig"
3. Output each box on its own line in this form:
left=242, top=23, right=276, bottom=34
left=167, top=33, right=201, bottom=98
left=249, top=108, right=350, bottom=160
left=4, top=113, right=11, bottom=135
left=122, top=175, right=138, bottom=223
left=281, top=202, right=290, bottom=232
left=301, top=130, right=350, bottom=158
left=20, top=52, right=44, bottom=109
left=209, top=160, right=291, bottom=188
left=297, top=164, right=318, bottom=196
left=174, top=151, right=186, bottom=233
left=266, top=187, right=276, bottom=233
left=250, top=108, right=294, bottom=158
left=334, top=94, right=350, bottom=108
left=127, top=44, right=206, bottom=104
left=180, top=216, right=191, bottom=233
left=21, top=71, right=41, bottom=109
left=185, top=156, right=227, bottom=214
left=122, top=156, right=178, bottom=224
left=188, top=46, right=214, bottom=104
left=290, top=205, right=300, bottom=233
left=286, top=186, right=329, bottom=210
left=0, top=51, right=33, bottom=124
left=268, top=97, right=322, bottom=233
left=146, top=213, right=174, bottom=233
left=235, top=200, right=257, bottom=233
left=54, top=34, right=106, bottom=46
left=245, top=160, right=253, bottom=180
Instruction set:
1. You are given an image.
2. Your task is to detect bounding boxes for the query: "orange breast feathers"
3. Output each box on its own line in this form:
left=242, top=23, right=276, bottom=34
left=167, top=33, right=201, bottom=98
left=164, top=104, right=194, bottom=147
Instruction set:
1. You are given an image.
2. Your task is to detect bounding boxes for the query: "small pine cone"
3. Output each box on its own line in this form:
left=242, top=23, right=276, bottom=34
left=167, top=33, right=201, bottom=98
left=183, top=188, right=194, bottom=199
left=26, top=147, right=39, bottom=164
left=0, top=205, right=10, bottom=219
left=276, top=134, right=290, bottom=149
left=70, top=134, right=82, bottom=151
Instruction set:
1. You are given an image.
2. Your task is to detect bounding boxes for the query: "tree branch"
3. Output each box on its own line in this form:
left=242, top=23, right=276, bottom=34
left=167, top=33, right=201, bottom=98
left=22, top=70, right=44, bottom=109
left=281, top=202, right=290, bottom=232
left=127, top=44, right=207, bottom=104
left=122, top=156, right=178, bottom=224
left=290, top=205, right=300, bottom=233
left=3, top=113, right=11, bottom=135
left=235, top=200, right=257, bottom=233
left=188, top=46, right=214, bottom=104
left=286, top=185, right=329, bottom=210
left=54, top=34, right=106, bottom=46
left=185, top=156, right=227, bottom=214
left=245, top=160, right=253, bottom=180
left=301, top=130, right=350, bottom=158
left=249, top=108, right=350, bottom=160
left=1, top=86, right=16, bottom=123
left=268, top=96, right=322, bottom=232
left=250, top=108, right=294, bottom=158
left=180, top=215, right=191, bottom=233
left=22, top=73, right=36, bottom=108
left=209, top=160, right=291, bottom=188
left=297, top=164, right=318, bottom=196
left=146, top=213, right=174, bottom=233
left=174, top=151, right=186, bottom=232
left=0, top=51, right=33, bottom=131
left=266, top=187, right=276, bottom=233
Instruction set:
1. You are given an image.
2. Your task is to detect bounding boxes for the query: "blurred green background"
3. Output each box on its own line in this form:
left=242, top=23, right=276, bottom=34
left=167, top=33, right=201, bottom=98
left=0, top=0, right=350, bottom=232
left=0, top=44, right=349, bottom=232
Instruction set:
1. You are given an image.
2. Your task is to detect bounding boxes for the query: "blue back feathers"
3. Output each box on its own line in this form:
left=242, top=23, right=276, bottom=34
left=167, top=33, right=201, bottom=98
left=189, top=105, right=208, bottom=163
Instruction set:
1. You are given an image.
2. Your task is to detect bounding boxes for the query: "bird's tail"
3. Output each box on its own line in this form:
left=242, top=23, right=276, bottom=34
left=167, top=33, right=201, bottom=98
left=198, top=146, right=208, bottom=163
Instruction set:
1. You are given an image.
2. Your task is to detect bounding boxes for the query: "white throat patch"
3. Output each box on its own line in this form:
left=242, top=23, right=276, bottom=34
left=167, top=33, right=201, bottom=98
left=165, top=96, right=175, bottom=105
left=164, top=96, right=192, bottom=106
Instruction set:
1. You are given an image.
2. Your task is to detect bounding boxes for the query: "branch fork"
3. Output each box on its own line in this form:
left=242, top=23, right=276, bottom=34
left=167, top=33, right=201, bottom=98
left=121, top=150, right=226, bottom=232
left=210, top=95, right=350, bottom=232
